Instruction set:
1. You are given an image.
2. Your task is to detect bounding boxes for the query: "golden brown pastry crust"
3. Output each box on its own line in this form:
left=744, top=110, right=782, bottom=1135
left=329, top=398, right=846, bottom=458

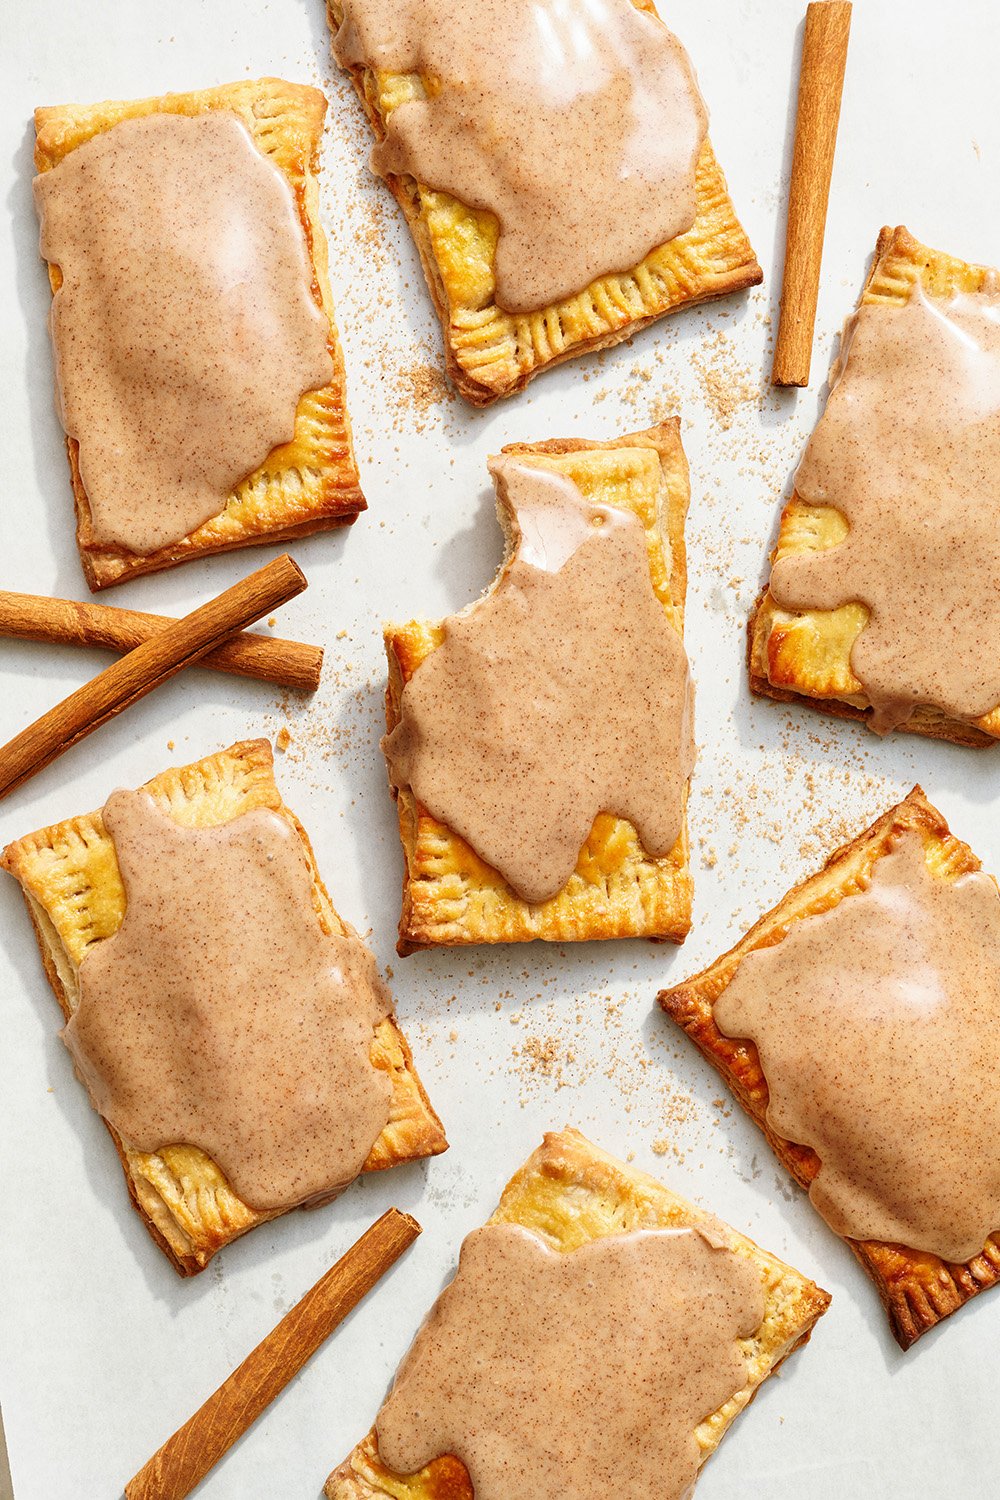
left=385, top=421, right=693, bottom=954
left=658, top=787, right=1000, bottom=1348
left=325, top=1127, right=830, bottom=1499
left=326, top=0, right=762, bottom=405
left=34, top=78, right=366, bottom=591
left=749, top=225, right=1000, bottom=748
left=1, top=740, right=446, bottom=1275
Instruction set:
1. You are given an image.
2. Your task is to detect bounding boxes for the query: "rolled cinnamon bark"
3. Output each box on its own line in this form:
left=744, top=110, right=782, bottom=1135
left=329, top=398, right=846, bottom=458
left=771, top=1, right=853, bottom=387
left=125, top=1209, right=421, bottom=1500
left=0, top=589, right=323, bottom=692
left=0, top=554, right=307, bottom=802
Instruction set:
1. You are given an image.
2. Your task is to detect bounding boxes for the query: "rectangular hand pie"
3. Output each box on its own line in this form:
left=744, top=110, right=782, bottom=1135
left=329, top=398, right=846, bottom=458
left=1, top=740, right=446, bottom=1275
left=749, top=224, right=1000, bottom=747
left=325, top=1128, right=830, bottom=1499
left=384, top=421, right=694, bottom=953
left=34, top=78, right=365, bottom=590
left=327, top=0, right=761, bottom=404
left=659, top=787, right=1000, bottom=1347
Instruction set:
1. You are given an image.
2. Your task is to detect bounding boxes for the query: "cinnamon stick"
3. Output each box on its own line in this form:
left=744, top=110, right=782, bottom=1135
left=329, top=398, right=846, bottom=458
left=771, top=1, right=852, bottom=387
left=125, top=1209, right=421, bottom=1500
left=0, top=590, right=323, bottom=692
left=0, top=554, right=307, bottom=803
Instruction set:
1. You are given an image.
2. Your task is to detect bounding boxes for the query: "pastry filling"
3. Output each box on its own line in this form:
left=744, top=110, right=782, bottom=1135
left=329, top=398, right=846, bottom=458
left=34, top=112, right=333, bottom=555
left=373, top=1222, right=763, bottom=1498
left=770, top=276, right=1000, bottom=731
left=714, top=832, right=1000, bottom=1262
left=64, top=790, right=392, bottom=1211
left=383, top=456, right=694, bottom=904
left=333, top=0, right=708, bottom=313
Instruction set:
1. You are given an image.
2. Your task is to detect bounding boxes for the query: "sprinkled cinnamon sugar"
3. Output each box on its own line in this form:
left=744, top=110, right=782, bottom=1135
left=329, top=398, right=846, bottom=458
left=394, top=361, right=456, bottom=425
left=690, top=328, right=760, bottom=431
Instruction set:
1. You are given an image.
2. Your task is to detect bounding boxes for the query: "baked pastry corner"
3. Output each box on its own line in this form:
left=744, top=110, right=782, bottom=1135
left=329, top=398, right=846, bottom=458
left=34, top=77, right=366, bottom=590
left=324, top=1126, right=829, bottom=1499
left=1, top=739, right=446, bottom=1275
left=658, top=785, right=1000, bottom=1347
left=749, top=224, right=1000, bottom=748
left=327, top=0, right=761, bottom=405
left=385, top=421, right=694, bottom=954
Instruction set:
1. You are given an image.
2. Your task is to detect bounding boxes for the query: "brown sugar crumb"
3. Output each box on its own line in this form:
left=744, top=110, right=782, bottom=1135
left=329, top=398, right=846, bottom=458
left=275, top=726, right=292, bottom=753
left=403, top=361, right=454, bottom=417
left=510, top=1029, right=587, bottom=1093
left=518, top=1035, right=561, bottom=1078
left=695, top=351, right=758, bottom=429
left=383, top=353, right=459, bottom=436
left=592, top=354, right=681, bottom=423
left=651, top=1138, right=670, bottom=1156
left=691, top=336, right=759, bottom=431
left=699, top=841, right=718, bottom=870
left=166, top=739, right=175, bottom=751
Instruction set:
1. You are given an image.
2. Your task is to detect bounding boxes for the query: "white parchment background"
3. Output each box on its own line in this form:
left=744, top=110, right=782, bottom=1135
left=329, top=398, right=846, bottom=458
left=1, top=1, right=998, bottom=1495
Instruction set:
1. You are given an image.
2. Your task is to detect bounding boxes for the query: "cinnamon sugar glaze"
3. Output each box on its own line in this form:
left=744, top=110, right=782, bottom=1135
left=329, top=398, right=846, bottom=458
left=715, top=833, right=1000, bottom=1262
left=375, top=1222, right=763, bottom=1499
left=771, top=278, right=1000, bottom=732
left=383, top=457, right=694, bottom=905
left=35, top=112, right=333, bottom=555
left=65, top=791, right=391, bottom=1211
left=334, top=0, right=708, bottom=312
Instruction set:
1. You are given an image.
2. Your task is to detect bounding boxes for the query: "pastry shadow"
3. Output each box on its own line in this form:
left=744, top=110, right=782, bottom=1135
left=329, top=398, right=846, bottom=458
left=390, top=932, right=691, bottom=1028
left=763, top=11, right=806, bottom=350
left=9, top=119, right=82, bottom=597
left=731, top=653, right=1000, bottom=818
left=429, top=480, right=505, bottom=609
left=0, top=879, right=212, bottom=1304
left=1, top=815, right=436, bottom=1312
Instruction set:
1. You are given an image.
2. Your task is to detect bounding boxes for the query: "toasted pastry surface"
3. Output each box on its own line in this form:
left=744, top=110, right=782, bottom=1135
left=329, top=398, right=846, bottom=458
left=658, top=787, right=1000, bottom=1348
left=34, top=78, right=365, bottom=590
left=327, top=1, right=761, bottom=405
left=385, top=422, right=693, bottom=954
left=325, top=1127, right=829, bottom=1499
left=1, top=740, right=446, bottom=1275
left=749, top=225, right=1000, bottom=748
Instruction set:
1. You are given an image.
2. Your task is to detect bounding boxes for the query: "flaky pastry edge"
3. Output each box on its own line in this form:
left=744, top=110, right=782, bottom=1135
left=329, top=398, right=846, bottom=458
left=1, top=739, right=446, bottom=1275
left=658, top=786, right=1000, bottom=1348
left=749, top=224, right=1000, bottom=748
left=325, top=1126, right=829, bottom=1499
left=34, top=77, right=366, bottom=590
left=326, top=0, right=762, bottom=405
left=384, top=421, right=694, bottom=954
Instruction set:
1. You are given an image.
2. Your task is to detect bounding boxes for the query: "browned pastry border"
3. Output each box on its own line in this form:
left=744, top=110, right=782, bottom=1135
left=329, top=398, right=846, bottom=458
left=384, top=422, right=694, bottom=954
left=34, top=79, right=366, bottom=590
left=324, top=1128, right=830, bottom=1499
left=746, top=586, right=998, bottom=748
left=327, top=0, right=762, bottom=405
left=658, top=786, right=1000, bottom=1348
left=748, top=225, right=1000, bottom=748
left=2, top=739, right=446, bottom=1275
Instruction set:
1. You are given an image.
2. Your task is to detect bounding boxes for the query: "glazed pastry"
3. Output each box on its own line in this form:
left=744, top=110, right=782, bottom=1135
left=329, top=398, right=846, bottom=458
left=750, top=225, right=1000, bottom=746
left=659, top=787, right=1000, bottom=1347
left=327, top=0, right=761, bottom=404
left=325, top=1128, right=829, bottom=1500
left=33, top=79, right=364, bottom=590
left=383, top=422, right=695, bottom=953
left=1, top=740, right=446, bottom=1274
